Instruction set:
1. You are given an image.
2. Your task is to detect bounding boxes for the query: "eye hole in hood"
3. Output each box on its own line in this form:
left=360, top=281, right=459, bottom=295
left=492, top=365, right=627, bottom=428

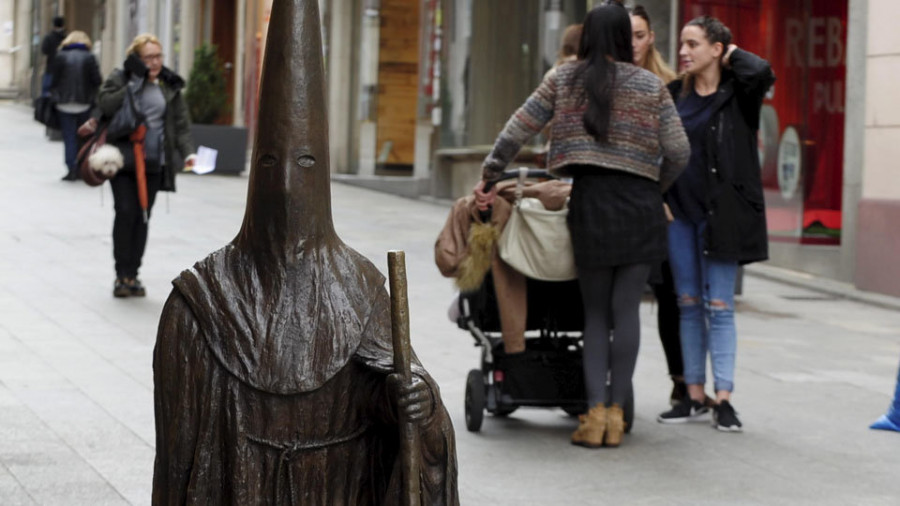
left=260, top=154, right=277, bottom=168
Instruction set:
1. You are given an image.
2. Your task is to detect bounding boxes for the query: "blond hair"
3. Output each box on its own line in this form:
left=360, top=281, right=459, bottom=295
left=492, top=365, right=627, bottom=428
left=126, top=33, right=162, bottom=56
left=60, top=30, right=92, bottom=50
left=640, top=46, right=677, bottom=84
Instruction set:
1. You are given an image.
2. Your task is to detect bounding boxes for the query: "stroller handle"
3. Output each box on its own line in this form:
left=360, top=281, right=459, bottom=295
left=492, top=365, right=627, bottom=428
left=483, top=169, right=554, bottom=193
left=479, top=169, right=555, bottom=221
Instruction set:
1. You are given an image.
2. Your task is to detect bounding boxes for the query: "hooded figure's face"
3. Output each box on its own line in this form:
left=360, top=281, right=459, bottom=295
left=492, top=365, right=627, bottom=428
left=236, top=0, right=335, bottom=258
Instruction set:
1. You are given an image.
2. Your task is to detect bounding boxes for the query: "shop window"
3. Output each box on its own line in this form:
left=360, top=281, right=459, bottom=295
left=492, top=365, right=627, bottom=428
left=438, top=0, right=587, bottom=148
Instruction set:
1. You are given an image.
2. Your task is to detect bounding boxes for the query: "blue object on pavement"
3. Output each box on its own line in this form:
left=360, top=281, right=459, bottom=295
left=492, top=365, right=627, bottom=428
left=870, top=359, right=900, bottom=432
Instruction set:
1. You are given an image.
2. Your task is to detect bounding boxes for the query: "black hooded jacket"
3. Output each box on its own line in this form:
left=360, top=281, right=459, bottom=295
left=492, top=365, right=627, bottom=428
left=668, top=48, right=776, bottom=265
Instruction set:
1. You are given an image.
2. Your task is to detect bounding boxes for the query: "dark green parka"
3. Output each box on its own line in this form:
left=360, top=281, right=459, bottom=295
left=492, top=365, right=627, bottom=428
left=98, top=55, right=194, bottom=192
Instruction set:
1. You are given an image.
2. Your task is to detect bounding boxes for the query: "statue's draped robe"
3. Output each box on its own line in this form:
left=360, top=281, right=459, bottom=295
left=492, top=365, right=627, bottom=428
left=152, top=245, right=458, bottom=505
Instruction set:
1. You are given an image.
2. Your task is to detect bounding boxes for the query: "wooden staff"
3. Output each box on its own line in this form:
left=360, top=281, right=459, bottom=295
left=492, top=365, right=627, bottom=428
left=387, top=250, right=421, bottom=506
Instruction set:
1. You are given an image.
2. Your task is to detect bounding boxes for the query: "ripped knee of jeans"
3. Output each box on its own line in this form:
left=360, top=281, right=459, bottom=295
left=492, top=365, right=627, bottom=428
left=709, top=299, right=732, bottom=311
left=677, top=294, right=701, bottom=307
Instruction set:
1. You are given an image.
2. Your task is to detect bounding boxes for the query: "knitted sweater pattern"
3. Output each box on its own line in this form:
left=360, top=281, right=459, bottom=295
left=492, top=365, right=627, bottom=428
left=483, top=61, right=689, bottom=191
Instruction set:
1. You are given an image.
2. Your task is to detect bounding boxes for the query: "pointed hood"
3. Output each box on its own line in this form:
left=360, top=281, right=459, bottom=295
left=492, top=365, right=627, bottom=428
left=171, top=0, right=390, bottom=394
left=234, top=0, right=335, bottom=261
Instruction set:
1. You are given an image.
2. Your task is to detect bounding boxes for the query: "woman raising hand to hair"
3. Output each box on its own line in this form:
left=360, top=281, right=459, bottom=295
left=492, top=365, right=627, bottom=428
left=656, top=16, right=775, bottom=433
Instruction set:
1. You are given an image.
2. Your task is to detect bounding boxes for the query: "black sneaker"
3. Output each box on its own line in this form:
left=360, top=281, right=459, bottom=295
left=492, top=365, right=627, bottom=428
left=657, top=399, right=710, bottom=423
left=712, top=400, right=743, bottom=432
left=113, top=278, right=130, bottom=298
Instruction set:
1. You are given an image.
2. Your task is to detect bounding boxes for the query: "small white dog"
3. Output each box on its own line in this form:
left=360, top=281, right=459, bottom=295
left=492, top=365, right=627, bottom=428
left=88, top=144, right=125, bottom=178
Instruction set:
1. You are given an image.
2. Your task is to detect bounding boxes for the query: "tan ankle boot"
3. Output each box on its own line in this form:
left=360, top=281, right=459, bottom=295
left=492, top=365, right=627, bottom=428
left=571, top=404, right=607, bottom=448
left=605, top=404, right=625, bottom=447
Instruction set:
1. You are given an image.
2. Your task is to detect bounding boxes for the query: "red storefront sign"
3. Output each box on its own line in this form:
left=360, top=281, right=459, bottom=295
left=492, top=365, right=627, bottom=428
left=680, top=0, right=847, bottom=244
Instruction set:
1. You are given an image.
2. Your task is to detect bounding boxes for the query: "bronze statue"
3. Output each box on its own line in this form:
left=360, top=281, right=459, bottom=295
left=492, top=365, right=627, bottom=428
left=151, top=1, right=459, bottom=504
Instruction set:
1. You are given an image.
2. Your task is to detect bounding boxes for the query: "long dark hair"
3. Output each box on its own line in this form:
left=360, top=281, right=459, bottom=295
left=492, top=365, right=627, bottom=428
left=575, top=4, right=634, bottom=143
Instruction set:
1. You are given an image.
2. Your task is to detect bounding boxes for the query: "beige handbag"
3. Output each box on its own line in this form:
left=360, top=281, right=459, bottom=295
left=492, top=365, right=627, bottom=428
left=498, top=168, right=577, bottom=281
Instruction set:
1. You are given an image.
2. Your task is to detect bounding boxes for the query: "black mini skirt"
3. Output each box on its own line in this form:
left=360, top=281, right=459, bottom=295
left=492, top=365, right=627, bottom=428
left=566, top=166, right=668, bottom=269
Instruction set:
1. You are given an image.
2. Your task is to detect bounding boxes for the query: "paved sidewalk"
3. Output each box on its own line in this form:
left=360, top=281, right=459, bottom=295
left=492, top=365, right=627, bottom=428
left=1, top=102, right=899, bottom=505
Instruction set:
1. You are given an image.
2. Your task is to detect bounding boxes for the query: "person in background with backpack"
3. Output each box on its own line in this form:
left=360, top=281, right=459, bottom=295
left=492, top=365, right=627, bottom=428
left=97, top=33, right=196, bottom=298
left=49, top=31, right=101, bottom=181
left=655, top=16, right=774, bottom=432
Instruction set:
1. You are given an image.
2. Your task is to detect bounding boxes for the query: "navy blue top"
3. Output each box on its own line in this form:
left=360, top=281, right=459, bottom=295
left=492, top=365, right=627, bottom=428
left=667, top=89, right=716, bottom=223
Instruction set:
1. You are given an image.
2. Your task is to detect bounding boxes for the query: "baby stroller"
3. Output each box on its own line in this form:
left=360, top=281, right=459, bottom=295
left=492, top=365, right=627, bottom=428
left=456, top=169, right=634, bottom=432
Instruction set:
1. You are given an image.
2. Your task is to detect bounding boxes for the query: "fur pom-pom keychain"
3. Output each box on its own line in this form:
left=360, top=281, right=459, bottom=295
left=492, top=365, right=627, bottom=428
left=455, top=221, right=500, bottom=292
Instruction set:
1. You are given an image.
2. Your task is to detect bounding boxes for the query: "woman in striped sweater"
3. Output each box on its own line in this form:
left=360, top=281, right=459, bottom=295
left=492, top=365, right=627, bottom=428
left=475, top=3, right=689, bottom=448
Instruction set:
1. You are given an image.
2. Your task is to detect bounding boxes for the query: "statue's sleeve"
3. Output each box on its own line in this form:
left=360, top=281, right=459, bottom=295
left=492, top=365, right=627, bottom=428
left=403, top=377, right=460, bottom=506
left=356, top=289, right=460, bottom=506
left=151, top=290, right=208, bottom=505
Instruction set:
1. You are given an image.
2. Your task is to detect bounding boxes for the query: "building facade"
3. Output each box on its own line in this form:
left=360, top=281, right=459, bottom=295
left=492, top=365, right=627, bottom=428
left=671, top=0, right=894, bottom=297
left=2, top=0, right=899, bottom=298
left=854, top=0, right=900, bottom=297
left=418, top=0, right=900, bottom=295
left=1, top=0, right=257, bottom=127
left=389, top=0, right=899, bottom=298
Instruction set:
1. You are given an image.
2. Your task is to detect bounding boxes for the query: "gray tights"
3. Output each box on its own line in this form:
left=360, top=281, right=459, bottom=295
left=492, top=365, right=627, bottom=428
left=577, top=263, right=650, bottom=407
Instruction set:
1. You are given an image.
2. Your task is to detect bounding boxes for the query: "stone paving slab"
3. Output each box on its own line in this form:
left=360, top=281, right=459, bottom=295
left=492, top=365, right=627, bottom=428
left=1, top=102, right=899, bottom=505
left=0, top=382, right=127, bottom=506
left=0, top=465, right=36, bottom=506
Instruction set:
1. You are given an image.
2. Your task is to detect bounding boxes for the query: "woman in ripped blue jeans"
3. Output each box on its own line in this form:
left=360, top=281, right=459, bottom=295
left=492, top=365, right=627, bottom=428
left=656, top=16, right=774, bottom=432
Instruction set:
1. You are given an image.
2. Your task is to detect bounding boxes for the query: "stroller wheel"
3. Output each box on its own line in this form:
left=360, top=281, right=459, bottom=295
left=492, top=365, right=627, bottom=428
left=465, top=369, right=486, bottom=432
